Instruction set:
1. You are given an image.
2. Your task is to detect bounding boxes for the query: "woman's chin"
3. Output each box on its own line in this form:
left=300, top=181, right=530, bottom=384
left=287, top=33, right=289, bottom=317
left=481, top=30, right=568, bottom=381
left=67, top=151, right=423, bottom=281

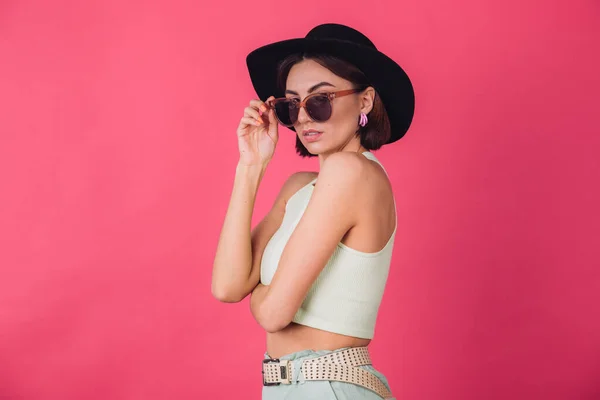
left=302, top=141, right=325, bottom=153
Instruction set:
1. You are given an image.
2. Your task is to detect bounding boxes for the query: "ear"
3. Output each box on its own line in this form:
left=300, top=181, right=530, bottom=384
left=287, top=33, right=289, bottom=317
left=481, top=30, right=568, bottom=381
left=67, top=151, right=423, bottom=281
left=359, top=86, right=376, bottom=114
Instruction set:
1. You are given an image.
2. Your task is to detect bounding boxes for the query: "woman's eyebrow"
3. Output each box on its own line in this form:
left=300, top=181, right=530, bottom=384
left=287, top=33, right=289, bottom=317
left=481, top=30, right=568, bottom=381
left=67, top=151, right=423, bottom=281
left=285, top=82, right=336, bottom=95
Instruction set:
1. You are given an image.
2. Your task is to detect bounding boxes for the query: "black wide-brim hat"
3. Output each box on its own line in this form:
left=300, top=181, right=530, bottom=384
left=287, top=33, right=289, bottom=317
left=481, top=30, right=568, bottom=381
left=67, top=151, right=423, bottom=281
left=246, top=23, right=415, bottom=144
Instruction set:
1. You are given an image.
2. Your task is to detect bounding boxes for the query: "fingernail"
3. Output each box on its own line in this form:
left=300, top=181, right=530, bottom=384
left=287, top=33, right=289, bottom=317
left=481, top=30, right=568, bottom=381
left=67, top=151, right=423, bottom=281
left=258, top=118, right=264, bottom=124
left=259, top=109, right=263, bottom=116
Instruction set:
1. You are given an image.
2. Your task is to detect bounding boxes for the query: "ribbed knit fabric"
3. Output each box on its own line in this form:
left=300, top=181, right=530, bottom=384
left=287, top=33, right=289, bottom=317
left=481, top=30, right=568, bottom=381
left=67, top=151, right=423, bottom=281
left=260, top=151, right=396, bottom=339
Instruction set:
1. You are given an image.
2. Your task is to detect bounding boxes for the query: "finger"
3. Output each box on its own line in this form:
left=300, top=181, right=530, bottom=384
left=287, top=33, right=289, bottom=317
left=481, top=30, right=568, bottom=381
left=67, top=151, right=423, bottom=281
left=263, top=96, right=276, bottom=111
left=240, top=116, right=262, bottom=127
left=266, top=108, right=278, bottom=141
left=243, top=106, right=262, bottom=122
left=249, top=99, right=267, bottom=108
left=249, top=99, right=268, bottom=115
left=244, top=107, right=260, bottom=118
left=267, top=106, right=276, bottom=124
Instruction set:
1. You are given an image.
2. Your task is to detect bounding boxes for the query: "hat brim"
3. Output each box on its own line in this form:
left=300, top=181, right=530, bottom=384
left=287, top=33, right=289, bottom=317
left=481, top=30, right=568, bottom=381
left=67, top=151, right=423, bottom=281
left=246, top=38, right=415, bottom=144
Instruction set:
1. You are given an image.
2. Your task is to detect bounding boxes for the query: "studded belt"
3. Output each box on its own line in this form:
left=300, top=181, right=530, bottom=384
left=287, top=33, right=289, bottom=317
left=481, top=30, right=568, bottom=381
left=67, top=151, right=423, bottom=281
left=262, top=346, right=395, bottom=399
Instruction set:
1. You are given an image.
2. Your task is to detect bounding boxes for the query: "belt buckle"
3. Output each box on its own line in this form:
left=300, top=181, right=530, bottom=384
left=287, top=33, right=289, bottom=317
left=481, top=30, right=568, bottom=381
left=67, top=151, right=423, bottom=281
left=262, top=358, right=291, bottom=386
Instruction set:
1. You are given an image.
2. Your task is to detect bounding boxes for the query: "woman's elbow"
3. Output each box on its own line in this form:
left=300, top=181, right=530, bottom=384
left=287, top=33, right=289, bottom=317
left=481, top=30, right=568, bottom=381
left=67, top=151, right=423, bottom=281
left=259, top=307, right=291, bottom=333
left=261, top=319, right=283, bottom=333
left=211, top=283, right=246, bottom=303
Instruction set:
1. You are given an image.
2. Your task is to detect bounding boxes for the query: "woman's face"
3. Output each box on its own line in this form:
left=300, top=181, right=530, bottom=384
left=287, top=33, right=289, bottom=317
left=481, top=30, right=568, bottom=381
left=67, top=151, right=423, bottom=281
left=285, top=59, right=369, bottom=154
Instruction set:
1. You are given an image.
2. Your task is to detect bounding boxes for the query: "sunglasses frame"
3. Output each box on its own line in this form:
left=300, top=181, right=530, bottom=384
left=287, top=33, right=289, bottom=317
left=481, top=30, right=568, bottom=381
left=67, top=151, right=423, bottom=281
left=265, top=88, right=363, bottom=127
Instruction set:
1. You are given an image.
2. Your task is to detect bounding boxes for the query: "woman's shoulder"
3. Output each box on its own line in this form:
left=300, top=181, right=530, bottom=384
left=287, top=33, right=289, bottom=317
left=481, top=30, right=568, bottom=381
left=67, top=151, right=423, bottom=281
left=319, top=151, right=388, bottom=192
left=285, top=171, right=319, bottom=187
left=278, top=171, right=319, bottom=204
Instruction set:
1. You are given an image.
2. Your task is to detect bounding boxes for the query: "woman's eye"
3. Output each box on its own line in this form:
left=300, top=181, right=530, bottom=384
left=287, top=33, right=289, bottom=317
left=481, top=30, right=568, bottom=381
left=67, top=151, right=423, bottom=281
left=313, top=95, right=329, bottom=104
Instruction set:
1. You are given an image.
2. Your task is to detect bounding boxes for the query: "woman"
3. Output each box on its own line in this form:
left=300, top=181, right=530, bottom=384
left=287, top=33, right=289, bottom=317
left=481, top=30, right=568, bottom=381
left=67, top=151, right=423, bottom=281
left=212, top=23, right=414, bottom=399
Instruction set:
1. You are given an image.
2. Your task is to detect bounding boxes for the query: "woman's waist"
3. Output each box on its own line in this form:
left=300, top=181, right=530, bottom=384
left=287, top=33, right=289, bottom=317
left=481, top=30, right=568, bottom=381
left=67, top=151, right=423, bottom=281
left=266, top=322, right=371, bottom=359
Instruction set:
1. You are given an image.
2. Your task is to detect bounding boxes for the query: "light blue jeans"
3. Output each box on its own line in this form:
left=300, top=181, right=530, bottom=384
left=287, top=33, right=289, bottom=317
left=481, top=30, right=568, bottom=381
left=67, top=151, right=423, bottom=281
left=262, top=347, right=395, bottom=400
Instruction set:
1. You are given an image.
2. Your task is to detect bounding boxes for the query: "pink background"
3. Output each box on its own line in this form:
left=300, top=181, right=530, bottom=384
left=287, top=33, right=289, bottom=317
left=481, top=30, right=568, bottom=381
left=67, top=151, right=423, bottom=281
left=1, top=1, right=599, bottom=399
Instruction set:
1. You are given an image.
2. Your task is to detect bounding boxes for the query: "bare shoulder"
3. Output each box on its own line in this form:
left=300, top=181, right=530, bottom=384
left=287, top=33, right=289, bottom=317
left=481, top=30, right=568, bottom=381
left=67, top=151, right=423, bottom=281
left=278, top=171, right=318, bottom=204
left=323, top=151, right=395, bottom=223
left=322, top=151, right=367, bottom=171
left=320, top=152, right=395, bottom=252
left=318, top=151, right=369, bottom=189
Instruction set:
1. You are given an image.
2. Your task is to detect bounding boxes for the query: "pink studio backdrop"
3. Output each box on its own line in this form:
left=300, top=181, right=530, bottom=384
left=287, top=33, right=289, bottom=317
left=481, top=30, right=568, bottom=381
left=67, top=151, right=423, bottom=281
left=1, top=1, right=599, bottom=399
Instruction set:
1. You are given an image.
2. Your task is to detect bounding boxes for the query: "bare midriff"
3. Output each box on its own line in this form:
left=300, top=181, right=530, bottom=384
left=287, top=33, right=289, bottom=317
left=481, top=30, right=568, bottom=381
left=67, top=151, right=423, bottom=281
left=265, top=322, right=371, bottom=359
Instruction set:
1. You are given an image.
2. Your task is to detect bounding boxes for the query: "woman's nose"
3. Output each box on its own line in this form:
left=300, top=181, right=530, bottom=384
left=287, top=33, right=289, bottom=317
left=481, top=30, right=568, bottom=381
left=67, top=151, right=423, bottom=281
left=296, top=105, right=311, bottom=124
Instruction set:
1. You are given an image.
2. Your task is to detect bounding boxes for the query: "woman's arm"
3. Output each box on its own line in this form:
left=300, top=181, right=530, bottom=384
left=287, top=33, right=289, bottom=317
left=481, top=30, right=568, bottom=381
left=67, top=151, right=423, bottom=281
left=212, top=168, right=316, bottom=303
left=212, top=97, right=282, bottom=303
left=250, top=283, right=269, bottom=327
left=255, top=152, right=364, bottom=332
left=211, top=161, right=267, bottom=302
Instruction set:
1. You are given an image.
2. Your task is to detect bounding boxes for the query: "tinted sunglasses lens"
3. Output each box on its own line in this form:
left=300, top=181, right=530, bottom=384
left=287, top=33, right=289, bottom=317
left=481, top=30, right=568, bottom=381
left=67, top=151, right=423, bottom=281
left=306, top=95, right=332, bottom=122
left=273, top=101, right=297, bottom=126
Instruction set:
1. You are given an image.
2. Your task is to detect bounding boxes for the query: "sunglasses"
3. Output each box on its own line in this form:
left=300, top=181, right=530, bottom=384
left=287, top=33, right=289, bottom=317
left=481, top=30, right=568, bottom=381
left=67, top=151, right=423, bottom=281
left=266, top=88, right=363, bottom=127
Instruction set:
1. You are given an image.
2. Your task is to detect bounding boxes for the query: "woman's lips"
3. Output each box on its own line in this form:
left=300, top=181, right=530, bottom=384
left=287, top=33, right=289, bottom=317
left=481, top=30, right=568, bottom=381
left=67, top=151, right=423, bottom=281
left=303, top=130, right=323, bottom=142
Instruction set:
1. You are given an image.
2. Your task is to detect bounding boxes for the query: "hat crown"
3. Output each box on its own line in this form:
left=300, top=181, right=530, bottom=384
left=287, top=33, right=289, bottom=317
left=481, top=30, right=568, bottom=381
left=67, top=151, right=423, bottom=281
left=305, top=23, right=376, bottom=50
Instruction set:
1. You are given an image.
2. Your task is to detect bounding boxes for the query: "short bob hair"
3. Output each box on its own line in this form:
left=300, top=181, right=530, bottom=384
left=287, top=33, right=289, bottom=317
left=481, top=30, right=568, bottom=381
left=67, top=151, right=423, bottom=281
left=276, top=52, right=391, bottom=158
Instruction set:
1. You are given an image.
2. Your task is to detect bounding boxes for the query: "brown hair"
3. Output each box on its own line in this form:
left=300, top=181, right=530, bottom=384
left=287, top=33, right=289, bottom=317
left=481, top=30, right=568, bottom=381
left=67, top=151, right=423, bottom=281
left=276, top=53, right=391, bottom=158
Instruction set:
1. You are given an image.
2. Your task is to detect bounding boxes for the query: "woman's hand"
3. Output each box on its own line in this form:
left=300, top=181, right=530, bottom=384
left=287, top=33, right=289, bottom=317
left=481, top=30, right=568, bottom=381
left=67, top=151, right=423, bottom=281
left=237, top=96, right=278, bottom=166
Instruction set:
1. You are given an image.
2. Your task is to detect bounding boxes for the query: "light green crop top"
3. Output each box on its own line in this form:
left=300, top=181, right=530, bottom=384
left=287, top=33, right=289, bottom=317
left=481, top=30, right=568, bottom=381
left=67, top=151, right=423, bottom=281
left=259, top=151, right=396, bottom=339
